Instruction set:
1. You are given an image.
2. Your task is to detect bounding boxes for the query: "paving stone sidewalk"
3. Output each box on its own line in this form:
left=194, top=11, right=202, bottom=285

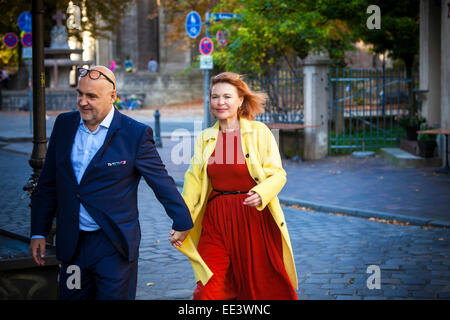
left=1, top=110, right=449, bottom=226
left=1, top=110, right=449, bottom=300
left=1, top=147, right=449, bottom=300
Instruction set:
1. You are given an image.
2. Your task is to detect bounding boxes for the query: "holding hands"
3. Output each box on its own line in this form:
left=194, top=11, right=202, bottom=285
left=169, top=229, right=190, bottom=248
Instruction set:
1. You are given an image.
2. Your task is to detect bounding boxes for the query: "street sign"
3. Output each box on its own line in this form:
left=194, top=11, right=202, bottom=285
left=199, top=37, right=214, bottom=55
left=18, top=11, right=32, bottom=33
left=210, top=13, right=242, bottom=22
left=185, top=11, right=202, bottom=39
left=200, top=55, right=213, bottom=70
left=3, top=33, right=18, bottom=48
left=22, top=46, right=32, bottom=59
left=216, top=29, right=229, bottom=47
left=21, top=32, right=32, bottom=47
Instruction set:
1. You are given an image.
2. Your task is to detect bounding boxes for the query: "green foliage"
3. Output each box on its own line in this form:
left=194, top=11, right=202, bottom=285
left=211, top=0, right=357, bottom=74
left=396, top=111, right=426, bottom=128
left=350, top=0, right=419, bottom=70
left=418, top=123, right=437, bottom=142
left=209, top=0, right=419, bottom=77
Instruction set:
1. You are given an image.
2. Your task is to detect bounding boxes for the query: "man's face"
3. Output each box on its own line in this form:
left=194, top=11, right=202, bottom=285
left=76, top=69, right=116, bottom=130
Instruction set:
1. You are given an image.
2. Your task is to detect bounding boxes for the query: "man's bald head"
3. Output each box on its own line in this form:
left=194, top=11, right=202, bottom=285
left=76, top=65, right=117, bottom=132
left=89, top=65, right=117, bottom=90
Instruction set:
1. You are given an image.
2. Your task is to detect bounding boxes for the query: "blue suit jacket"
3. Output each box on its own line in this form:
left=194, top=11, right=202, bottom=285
left=31, top=109, right=193, bottom=263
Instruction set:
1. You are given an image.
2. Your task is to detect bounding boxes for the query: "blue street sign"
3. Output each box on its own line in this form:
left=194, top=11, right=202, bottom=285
left=185, top=11, right=202, bottom=39
left=199, top=37, right=213, bottom=55
left=216, top=29, right=229, bottom=47
left=3, top=33, right=18, bottom=48
left=22, top=32, right=32, bottom=47
left=210, top=13, right=242, bottom=22
left=18, top=11, right=32, bottom=33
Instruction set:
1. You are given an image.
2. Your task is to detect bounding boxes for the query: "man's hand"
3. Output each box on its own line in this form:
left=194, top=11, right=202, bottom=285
left=29, top=238, right=46, bottom=266
left=169, top=229, right=190, bottom=248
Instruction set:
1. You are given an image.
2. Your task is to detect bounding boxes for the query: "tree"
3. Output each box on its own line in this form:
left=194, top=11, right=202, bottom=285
left=0, top=0, right=133, bottom=66
left=211, top=0, right=357, bottom=75
left=347, top=0, right=420, bottom=124
left=157, top=0, right=219, bottom=52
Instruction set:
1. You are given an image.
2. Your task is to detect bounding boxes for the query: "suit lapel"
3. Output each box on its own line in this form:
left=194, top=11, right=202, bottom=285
left=79, top=108, right=122, bottom=185
left=62, top=112, right=82, bottom=186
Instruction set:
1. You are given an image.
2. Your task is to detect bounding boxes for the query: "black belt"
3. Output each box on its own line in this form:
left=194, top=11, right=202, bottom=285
left=209, top=189, right=249, bottom=202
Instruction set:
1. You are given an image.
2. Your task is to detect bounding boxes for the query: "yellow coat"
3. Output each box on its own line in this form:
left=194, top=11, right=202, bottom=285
left=179, top=117, right=298, bottom=290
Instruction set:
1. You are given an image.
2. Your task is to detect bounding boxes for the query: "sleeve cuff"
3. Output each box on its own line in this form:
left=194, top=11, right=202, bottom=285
left=31, top=235, right=46, bottom=240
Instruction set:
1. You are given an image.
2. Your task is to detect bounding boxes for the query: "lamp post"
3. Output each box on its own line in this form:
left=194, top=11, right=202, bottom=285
left=23, top=0, right=47, bottom=204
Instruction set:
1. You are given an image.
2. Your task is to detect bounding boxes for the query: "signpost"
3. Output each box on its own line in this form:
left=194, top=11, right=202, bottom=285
left=199, top=37, right=214, bottom=55
left=18, top=11, right=32, bottom=33
left=216, top=29, right=229, bottom=47
left=210, top=13, right=243, bottom=21
left=20, top=32, right=33, bottom=133
left=186, top=11, right=241, bottom=128
left=3, top=33, right=19, bottom=48
left=185, top=11, right=202, bottom=39
left=21, top=32, right=32, bottom=47
left=200, top=55, right=213, bottom=70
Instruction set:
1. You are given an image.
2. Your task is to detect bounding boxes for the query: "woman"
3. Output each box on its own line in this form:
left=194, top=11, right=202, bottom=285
left=178, top=72, right=298, bottom=300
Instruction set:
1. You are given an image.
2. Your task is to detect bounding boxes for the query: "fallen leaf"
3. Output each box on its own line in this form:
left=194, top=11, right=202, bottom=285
left=146, top=282, right=155, bottom=286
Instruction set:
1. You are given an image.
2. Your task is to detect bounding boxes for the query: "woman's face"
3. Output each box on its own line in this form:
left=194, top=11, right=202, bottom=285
left=210, top=82, right=244, bottom=122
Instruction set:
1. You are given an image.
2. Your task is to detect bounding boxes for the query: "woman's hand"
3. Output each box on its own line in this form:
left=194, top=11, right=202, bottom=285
left=169, top=229, right=190, bottom=248
left=243, top=191, right=262, bottom=208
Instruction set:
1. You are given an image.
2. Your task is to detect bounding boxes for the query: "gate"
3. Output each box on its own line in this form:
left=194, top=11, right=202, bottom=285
left=248, top=69, right=304, bottom=123
left=328, top=68, right=412, bottom=153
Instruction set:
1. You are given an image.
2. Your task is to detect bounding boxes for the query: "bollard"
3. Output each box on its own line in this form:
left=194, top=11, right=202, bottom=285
left=154, top=109, right=162, bottom=148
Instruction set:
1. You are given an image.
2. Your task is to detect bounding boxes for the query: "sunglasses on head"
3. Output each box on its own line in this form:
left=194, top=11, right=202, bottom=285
left=78, top=67, right=115, bottom=90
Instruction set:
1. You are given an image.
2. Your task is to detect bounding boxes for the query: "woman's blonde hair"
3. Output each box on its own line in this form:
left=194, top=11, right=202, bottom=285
left=210, top=72, right=266, bottom=120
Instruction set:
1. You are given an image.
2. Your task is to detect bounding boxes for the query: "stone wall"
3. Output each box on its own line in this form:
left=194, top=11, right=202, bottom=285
left=1, top=71, right=203, bottom=111
left=1, top=90, right=77, bottom=111
left=116, top=70, right=203, bottom=107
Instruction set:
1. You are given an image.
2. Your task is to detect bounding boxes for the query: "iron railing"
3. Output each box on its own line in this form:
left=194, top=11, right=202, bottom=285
left=328, top=68, right=412, bottom=153
left=248, top=69, right=304, bottom=123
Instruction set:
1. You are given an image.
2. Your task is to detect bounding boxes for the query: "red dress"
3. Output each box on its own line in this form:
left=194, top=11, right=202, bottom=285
left=193, top=129, right=298, bottom=300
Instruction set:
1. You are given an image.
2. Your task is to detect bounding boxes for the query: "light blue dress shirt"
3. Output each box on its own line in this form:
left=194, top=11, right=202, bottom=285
left=71, top=105, right=115, bottom=231
left=32, top=106, right=115, bottom=239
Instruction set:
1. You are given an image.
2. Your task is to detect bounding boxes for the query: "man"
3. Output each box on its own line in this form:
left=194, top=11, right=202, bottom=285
left=29, top=66, right=192, bottom=299
left=147, top=58, right=158, bottom=73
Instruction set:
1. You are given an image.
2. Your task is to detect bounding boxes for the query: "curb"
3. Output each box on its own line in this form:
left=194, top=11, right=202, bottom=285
left=173, top=179, right=449, bottom=229
left=0, top=136, right=37, bottom=143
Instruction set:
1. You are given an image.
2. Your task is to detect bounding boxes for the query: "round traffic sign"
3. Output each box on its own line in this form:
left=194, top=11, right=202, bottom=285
left=21, top=32, right=32, bottom=47
left=216, top=29, right=229, bottom=47
left=199, top=37, right=214, bottom=55
left=3, top=33, right=19, bottom=48
left=185, top=11, right=202, bottom=39
left=18, top=11, right=32, bottom=33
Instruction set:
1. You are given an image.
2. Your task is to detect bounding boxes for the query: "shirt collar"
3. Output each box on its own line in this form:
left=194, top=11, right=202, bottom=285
left=79, top=105, right=115, bottom=131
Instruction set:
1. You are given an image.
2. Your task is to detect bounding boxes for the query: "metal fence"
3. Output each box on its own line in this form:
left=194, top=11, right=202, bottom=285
left=248, top=70, right=304, bottom=123
left=328, top=68, right=412, bottom=153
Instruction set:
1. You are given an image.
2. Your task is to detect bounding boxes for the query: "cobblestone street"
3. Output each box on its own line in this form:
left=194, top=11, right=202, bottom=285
left=1, top=147, right=449, bottom=300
